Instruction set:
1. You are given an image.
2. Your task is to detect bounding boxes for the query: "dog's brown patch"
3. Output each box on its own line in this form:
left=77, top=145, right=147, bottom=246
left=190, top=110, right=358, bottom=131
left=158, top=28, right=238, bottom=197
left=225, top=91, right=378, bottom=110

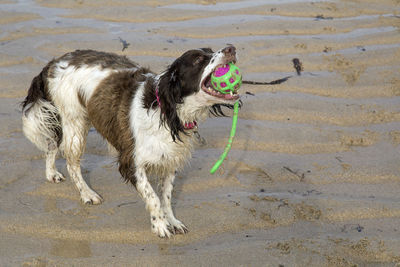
left=87, top=70, right=151, bottom=185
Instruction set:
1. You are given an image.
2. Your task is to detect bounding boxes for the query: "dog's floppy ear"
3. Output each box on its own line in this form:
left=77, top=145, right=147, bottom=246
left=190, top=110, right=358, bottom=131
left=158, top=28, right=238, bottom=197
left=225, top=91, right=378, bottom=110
left=157, top=62, right=185, bottom=142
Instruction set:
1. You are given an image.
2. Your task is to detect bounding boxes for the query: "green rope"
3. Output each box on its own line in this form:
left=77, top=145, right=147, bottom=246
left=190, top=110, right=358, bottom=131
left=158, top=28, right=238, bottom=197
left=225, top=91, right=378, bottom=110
left=210, top=100, right=239, bottom=174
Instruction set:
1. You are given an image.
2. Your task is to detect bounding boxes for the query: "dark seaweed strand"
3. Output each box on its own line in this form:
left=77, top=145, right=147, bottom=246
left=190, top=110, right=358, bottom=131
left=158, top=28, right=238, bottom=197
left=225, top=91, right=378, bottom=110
left=242, top=76, right=292, bottom=85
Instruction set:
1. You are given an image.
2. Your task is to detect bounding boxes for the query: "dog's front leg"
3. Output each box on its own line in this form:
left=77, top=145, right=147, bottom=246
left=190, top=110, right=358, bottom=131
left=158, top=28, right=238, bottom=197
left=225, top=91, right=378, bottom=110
left=135, top=167, right=173, bottom=238
left=161, top=172, right=188, bottom=234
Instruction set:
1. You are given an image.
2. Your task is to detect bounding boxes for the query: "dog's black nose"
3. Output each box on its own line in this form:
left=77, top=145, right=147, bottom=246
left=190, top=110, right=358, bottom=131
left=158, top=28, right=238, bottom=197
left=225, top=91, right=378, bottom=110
left=222, top=46, right=236, bottom=56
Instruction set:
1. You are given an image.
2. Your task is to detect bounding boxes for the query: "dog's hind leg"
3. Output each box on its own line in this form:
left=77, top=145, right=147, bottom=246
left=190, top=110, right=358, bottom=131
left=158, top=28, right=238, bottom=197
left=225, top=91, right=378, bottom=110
left=62, top=118, right=103, bottom=205
left=45, top=139, right=65, bottom=183
left=161, top=172, right=188, bottom=234
left=22, top=100, right=65, bottom=183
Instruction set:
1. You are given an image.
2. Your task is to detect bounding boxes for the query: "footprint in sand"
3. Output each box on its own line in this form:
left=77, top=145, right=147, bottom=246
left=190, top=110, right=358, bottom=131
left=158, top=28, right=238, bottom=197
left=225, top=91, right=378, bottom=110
left=324, top=53, right=366, bottom=85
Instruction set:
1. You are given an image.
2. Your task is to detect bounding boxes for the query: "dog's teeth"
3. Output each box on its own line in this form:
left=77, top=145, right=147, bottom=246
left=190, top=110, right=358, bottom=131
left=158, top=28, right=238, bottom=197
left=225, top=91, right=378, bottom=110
left=230, top=91, right=233, bottom=97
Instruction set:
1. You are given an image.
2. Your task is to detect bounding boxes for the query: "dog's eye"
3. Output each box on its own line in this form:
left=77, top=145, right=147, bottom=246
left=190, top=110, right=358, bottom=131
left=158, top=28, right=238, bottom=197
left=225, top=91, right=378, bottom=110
left=194, top=56, right=204, bottom=65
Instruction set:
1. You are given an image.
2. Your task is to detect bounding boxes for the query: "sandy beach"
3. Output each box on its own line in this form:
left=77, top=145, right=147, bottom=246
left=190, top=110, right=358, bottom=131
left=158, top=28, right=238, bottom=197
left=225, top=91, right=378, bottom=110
left=1, top=0, right=400, bottom=266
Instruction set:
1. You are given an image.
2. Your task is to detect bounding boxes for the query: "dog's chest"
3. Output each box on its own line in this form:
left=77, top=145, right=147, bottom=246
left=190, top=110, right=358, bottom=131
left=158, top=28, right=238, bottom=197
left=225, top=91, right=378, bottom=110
left=135, top=125, right=193, bottom=169
left=130, top=86, right=194, bottom=171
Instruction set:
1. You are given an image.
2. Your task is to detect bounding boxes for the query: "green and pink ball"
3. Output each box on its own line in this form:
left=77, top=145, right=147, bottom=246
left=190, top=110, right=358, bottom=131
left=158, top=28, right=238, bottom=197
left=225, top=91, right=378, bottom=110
left=211, top=63, right=242, bottom=94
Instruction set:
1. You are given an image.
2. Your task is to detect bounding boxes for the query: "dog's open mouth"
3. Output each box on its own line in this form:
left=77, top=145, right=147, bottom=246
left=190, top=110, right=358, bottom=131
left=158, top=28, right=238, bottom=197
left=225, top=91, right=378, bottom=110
left=201, top=62, right=240, bottom=101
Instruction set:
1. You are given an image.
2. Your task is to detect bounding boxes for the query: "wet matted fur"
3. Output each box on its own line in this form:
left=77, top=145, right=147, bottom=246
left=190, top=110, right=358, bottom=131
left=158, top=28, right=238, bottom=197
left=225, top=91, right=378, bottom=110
left=21, top=46, right=240, bottom=238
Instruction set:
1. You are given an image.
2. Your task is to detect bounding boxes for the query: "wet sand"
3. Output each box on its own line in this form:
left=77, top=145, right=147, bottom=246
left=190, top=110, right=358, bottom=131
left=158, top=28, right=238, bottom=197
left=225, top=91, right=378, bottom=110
left=1, top=0, right=400, bottom=266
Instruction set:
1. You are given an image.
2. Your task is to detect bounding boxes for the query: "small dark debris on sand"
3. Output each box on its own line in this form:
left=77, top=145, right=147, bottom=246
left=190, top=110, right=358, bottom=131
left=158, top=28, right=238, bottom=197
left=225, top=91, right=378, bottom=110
left=118, top=37, right=130, bottom=51
left=357, top=46, right=366, bottom=52
left=315, top=14, right=333, bottom=20
left=323, top=46, right=332, bottom=53
left=292, top=58, right=303, bottom=76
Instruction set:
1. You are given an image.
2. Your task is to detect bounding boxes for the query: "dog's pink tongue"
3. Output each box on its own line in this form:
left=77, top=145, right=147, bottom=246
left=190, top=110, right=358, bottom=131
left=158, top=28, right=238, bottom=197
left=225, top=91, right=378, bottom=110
left=213, top=65, right=230, bottom=77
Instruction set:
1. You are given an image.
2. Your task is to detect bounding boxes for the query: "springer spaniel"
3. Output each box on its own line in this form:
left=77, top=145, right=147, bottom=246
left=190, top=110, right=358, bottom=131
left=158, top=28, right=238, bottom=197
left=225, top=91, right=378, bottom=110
left=21, top=46, right=239, bottom=237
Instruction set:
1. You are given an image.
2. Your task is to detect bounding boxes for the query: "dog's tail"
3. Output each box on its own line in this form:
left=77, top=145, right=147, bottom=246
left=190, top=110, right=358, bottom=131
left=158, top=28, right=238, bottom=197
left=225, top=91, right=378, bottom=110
left=22, top=60, right=62, bottom=151
left=21, top=60, right=53, bottom=112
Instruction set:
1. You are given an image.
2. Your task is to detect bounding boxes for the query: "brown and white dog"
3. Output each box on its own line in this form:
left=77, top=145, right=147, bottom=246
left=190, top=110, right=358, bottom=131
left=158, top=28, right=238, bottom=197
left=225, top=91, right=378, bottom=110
left=21, top=46, right=239, bottom=237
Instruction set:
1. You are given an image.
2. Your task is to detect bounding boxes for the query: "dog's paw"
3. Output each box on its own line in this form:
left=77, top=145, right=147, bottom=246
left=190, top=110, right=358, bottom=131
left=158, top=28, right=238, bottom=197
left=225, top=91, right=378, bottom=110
left=167, top=217, right=189, bottom=235
left=46, top=171, right=65, bottom=183
left=151, top=216, right=173, bottom=238
left=80, top=189, right=103, bottom=205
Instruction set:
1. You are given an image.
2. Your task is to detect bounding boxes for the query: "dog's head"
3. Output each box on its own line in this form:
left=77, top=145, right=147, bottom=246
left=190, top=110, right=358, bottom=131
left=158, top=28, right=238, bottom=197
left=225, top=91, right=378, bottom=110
left=157, top=46, right=240, bottom=141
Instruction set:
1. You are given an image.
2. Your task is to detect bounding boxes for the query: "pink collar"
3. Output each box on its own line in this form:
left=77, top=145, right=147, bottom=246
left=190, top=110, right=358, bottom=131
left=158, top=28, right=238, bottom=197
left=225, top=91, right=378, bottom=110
left=155, top=87, right=197, bottom=130
left=155, top=86, right=162, bottom=110
left=184, top=121, right=197, bottom=130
